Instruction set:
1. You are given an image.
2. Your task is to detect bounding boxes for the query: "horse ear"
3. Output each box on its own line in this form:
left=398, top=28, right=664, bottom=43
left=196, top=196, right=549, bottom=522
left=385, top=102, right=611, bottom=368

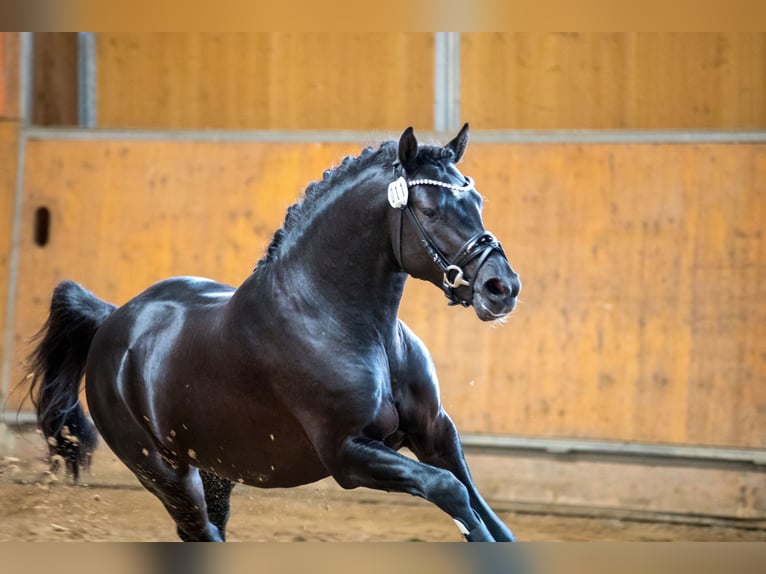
left=444, top=122, right=470, bottom=163
left=398, top=126, right=419, bottom=170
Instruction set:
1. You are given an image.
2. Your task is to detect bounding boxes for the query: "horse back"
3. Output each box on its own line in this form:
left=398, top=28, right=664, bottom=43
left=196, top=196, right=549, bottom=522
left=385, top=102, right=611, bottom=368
left=85, top=276, right=235, bottom=398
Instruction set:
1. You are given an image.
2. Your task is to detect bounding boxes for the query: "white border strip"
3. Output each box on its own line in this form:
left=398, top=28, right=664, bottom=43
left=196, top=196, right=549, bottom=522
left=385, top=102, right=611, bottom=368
left=19, top=126, right=766, bottom=144
left=17, top=33, right=33, bottom=125
left=469, top=130, right=766, bottom=144
left=22, top=127, right=399, bottom=143
left=460, top=433, right=766, bottom=469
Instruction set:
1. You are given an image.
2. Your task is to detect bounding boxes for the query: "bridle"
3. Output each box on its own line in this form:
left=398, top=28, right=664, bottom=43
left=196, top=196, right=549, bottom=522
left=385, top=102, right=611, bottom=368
left=388, top=169, right=507, bottom=307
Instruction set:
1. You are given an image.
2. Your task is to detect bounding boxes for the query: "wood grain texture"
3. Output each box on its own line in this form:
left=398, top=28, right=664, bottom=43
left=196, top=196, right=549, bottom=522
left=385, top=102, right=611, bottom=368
left=95, top=33, right=435, bottom=130
left=32, top=33, right=78, bottom=126
left=461, top=33, right=766, bottom=129
left=421, top=142, right=766, bottom=448
left=0, top=33, right=20, bottom=120
left=0, top=123, right=18, bottom=402
left=6, top=139, right=766, bottom=451
left=3, top=139, right=361, bottom=410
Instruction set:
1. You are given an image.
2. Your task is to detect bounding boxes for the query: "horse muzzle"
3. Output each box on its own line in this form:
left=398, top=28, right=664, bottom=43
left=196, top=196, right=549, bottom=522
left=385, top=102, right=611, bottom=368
left=471, top=257, right=521, bottom=322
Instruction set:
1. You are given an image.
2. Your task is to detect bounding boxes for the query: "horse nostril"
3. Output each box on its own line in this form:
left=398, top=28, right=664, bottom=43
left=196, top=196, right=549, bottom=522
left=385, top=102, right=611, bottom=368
left=484, top=277, right=510, bottom=298
left=510, top=276, right=521, bottom=298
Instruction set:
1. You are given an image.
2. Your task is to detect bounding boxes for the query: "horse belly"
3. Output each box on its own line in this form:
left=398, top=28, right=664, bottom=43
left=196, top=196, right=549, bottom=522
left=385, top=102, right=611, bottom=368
left=171, top=415, right=330, bottom=488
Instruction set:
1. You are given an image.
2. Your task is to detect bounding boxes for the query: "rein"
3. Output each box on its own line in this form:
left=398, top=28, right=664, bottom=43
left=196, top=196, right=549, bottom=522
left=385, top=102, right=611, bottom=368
left=388, top=173, right=507, bottom=307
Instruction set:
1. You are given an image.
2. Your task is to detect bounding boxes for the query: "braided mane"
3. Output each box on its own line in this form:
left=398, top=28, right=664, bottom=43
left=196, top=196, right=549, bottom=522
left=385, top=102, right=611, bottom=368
left=255, top=139, right=454, bottom=268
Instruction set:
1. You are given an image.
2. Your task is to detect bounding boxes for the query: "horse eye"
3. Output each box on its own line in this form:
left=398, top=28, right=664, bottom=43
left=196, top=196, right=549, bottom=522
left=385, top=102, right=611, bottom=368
left=421, top=208, right=436, bottom=218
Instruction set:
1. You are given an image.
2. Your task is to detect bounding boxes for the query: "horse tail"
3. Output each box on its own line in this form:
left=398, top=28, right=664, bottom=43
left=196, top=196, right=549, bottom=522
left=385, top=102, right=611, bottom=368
left=26, top=280, right=116, bottom=480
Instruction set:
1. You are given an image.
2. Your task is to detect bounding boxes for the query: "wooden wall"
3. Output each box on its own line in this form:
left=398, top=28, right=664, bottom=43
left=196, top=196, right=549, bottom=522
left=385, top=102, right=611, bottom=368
left=0, top=123, right=17, bottom=384
left=32, top=33, right=78, bottom=126
left=2, top=139, right=358, bottom=410
left=431, top=143, right=766, bottom=448
left=462, top=33, right=766, bottom=129
left=5, top=32, right=765, bottom=450
left=5, top=137, right=765, bottom=451
left=0, top=33, right=19, bottom=405
left=95, top=33, right=435, bottom=130
left=0, top=33, right=19, bottom=120
left=85, top=33, right=766, bottom=130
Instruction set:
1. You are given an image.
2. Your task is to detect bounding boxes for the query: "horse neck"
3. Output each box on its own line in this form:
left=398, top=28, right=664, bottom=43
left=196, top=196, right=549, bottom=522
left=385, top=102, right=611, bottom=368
left=239, top=171, right=406, bottom=335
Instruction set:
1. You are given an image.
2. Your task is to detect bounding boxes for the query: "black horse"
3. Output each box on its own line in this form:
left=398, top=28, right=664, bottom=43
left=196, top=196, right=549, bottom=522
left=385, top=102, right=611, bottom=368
left=28, top=124, right=521, bottom=542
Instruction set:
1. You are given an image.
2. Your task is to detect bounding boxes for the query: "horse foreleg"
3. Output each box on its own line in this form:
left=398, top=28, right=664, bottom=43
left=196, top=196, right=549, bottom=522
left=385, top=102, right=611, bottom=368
left=327, top=436, right=495, bottom=541
left=406, top=411, right=515, bottom=542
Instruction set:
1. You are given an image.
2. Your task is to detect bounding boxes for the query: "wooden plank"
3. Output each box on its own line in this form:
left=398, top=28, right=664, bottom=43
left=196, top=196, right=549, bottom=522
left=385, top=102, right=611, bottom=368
left=300, top=448, right=766, bottom=522
left=686, top=146, right=766, bottom=446
left=462, top=33, right=766, bottom=129
left=0, top=33, right=20, bottom=120
left=0, top=122, right=18, bottom=403
left=6, top=139, right=766, bottom=451
left=465, top=452, right=766, bottom=522
left=2, top=139, right=360, bottom=410
left=32, top=33, right=78, bottom=126
left=95, top=33, right=435, bottom=130
left=406, top=143, right=766, bottom=448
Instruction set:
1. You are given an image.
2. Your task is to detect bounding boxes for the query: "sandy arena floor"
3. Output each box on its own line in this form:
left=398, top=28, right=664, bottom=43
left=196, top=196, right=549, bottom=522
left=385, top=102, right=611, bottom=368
left=1, top=431, right=764, bottom=542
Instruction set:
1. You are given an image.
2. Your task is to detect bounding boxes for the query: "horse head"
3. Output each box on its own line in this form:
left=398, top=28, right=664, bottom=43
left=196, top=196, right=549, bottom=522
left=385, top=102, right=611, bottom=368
left=389, top=124, right=521, bottom=322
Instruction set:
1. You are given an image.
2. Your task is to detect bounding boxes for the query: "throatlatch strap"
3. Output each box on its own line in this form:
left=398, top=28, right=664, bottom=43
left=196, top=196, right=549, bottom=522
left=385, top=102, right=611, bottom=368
left=403, top=205, right=452, bottom=274
left=392, top=207, right=405, bottom=271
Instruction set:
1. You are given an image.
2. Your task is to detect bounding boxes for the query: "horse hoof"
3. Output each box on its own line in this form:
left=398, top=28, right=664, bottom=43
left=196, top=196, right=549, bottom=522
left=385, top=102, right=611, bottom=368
left=464, top=523, right=495, bottom=542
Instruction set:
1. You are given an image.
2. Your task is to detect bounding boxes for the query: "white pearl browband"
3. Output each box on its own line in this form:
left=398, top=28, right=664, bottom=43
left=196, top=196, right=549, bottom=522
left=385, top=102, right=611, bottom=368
left=407, top=176, right=475, bottom=192
left=387, top=176, right=475, bottom=209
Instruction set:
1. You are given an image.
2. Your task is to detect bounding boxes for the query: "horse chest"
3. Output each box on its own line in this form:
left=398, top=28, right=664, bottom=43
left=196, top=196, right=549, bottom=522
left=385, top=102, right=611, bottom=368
left=290, top=357, right=400, bottom=441
left=362, top=394, right=400, bottom=441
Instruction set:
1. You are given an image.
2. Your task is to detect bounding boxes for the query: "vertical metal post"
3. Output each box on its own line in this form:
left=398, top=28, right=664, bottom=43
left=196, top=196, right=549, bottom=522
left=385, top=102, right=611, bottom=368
left=434, top=32, right=460, bottom=132
left=18, top=32, right=33, bottom=125
left=77, top=32, right=97, bottom=128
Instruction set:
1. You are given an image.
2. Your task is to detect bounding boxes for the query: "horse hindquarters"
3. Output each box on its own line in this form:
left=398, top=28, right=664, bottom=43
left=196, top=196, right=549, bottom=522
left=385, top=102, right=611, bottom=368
left=83, top=300, right=229, bottom=542
left=85, top=360, right=227, bottom=541
left=26, top=281, right=115, bottom=481
left=88, top=371, right=226, bottom=542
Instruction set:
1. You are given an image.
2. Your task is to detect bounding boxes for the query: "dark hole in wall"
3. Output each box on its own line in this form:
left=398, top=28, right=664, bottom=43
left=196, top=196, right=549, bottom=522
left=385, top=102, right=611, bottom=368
left=34, top=206, right=50, bottom=247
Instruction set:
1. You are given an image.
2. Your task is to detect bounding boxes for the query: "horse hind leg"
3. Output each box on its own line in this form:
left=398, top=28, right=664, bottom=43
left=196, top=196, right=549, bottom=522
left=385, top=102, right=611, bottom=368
left=200, top=470, right=235, bottom=541
left=87, top=361, right=221, bottom=540
left=48, top=452, right=65, bottom=476
left=99, top=419, right=223, bottom=542
left=129, top=452, right=223, bottom=542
